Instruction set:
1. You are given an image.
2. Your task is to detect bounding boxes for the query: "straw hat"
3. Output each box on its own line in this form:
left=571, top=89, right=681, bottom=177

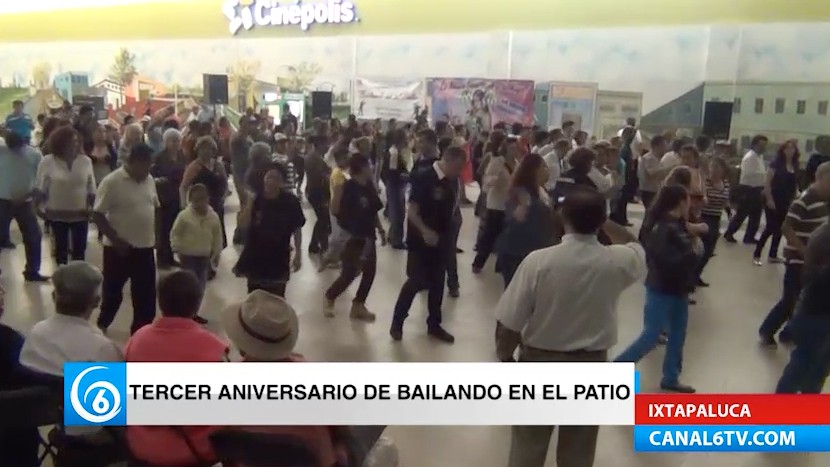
left=221, top=290, right=299, bottom=361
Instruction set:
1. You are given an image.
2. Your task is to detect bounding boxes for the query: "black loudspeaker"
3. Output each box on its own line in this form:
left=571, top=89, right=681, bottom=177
left=702, top=101, right=733, bottom=140
left=203, top=74, right=229, bottom=105
left=311, top=91, right=333, bottom=120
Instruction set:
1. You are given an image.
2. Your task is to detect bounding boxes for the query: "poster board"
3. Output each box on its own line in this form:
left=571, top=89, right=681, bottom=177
left=425, top=78, right=535, bottom=135
left=352, top=78, right=424, bottom=121
left=547, top=82, right=598, bottom=135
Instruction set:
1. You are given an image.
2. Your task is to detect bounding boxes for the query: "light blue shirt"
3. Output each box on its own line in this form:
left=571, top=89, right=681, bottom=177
left=5, top=113, right=35, bottom=141
left=0, top=142, right=43, bottom=201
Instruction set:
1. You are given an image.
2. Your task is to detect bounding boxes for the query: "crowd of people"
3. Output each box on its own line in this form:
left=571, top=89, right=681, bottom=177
left=1, top=97, right=830, bottom=467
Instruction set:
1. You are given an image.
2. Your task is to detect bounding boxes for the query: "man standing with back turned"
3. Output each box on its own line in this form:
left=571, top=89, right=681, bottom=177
left=495, top=188, right=646, bottom=467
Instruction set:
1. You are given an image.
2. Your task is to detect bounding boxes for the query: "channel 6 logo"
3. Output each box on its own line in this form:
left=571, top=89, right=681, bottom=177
left=63, top=362, right=127, bottom=426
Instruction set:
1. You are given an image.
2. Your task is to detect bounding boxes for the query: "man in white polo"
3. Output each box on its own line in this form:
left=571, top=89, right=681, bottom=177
left=93, top=142, right=160, bottom=335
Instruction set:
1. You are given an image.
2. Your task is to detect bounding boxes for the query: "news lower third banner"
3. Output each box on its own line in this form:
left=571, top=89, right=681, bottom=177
left=63, top=362, right=636, bottom=426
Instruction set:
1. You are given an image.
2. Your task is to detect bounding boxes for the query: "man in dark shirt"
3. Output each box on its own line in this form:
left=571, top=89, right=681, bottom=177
left=390, top=145, right=467, bottom=344
left=760, top=162, right=830, bottom=347
left=280, top=103, right=299, bottom=136
left=776, top=221, right=830, bottom=393
left=305, top=135, right=332, bottom=255
left=805, top=135, right=830, bottom=185
left=411, top=128, right=439, bottom=173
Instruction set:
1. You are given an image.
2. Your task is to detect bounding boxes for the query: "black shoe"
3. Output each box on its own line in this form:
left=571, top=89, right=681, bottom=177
left=24, top=272, right=50, bottom=282
left=696, top=278, right=710, bottom=287
left=207, top=269, right=217, bottom=280
left=456, top=248, right=464, bottom=253
left=759, top=334, right=777, bottom=347
left=193, top=315, right=208, bottom=324
left=688, top=298, right=697, bottom=305
left=723, top=235, right=737, bottom=244
left=660, top=383, right=696, bottom=393
left=390, top=324, right=403, bottom=341
left=428, top=326, right=455, bottom=344
left=390, top=243, right=406, bottom=250
left=448, top=288, right=459, bottom=298
left=1, top=242, right=15, bottom=249
left=308, top=247, right=321, bottom=255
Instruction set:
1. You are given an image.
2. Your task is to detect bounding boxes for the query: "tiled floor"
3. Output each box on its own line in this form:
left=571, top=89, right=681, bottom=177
left=1, top=194, right=827, bottom=467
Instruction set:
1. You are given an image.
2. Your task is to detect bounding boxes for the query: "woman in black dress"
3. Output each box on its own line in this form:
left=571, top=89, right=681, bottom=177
left=234, top=162, right=305, bottom=297
left=753, top=139, right=799, bottom=265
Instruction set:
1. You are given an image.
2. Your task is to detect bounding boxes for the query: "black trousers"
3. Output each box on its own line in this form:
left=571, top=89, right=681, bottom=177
left=247, top=281, right=287, bottom=298
left=696, top=213, right=721, bottom=279
left=754, top=203, right=789, bottom=259
left=473, top=209, right=505, bottom=269
left=392, top=247, right=448, bottom=330
left=759, top=263, right=801, bottom=341
left=51, top=220, right=89, bottom=265
left=0, top=200, right=42, bottom=275
left=447, top=211, right=461, bottom=290
left=97, top=246, right=157, bottom=335
left=155, top=205, right=180, bottom=267
left=725, top=185, right=763, bottom=242
left=326, top=238, right=376, bottom=303
left=308, top=194, right=330, bottom=254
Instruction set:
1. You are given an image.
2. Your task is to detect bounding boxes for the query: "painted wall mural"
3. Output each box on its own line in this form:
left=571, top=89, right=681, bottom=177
left=1, top=22, right=830, bottom=148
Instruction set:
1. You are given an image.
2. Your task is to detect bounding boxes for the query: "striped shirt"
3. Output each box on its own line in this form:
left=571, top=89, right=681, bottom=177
left=701, top=178, right=730, bottom=217
left=784, top=189, right=829, bottom=264
left=272, top=153, right=297, bottom=192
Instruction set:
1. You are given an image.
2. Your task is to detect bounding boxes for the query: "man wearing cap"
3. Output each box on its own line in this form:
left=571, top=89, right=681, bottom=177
left=93, top=143, right=160, bottom=335
left=20, top=261, right=122, bottom=375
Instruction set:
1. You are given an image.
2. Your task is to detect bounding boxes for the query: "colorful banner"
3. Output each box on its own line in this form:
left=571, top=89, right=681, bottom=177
left=547, top=82, right=598, bottom=134
left=352, top=78, right=423, bottom=121
left=426, top=78, right=535, bottom=133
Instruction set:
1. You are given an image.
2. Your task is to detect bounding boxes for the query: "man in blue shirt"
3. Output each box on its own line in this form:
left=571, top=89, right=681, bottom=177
left=0, top=131, right=48, bottom=281
left=4, top=100, right=34, bottom=144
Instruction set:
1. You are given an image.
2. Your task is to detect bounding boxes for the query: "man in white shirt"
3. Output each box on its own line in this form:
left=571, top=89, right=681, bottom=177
left=637, top=135, right=671, bottom=208
left=495, top=189, right=646, bottom=467
left=724, top=134, right=768, bottom=244
left=20, top=261, right=123, bottom=441
left=659, top=138, right=685, bottom=170
left=92, top=143, right=160, bottom=335
left=540, top=139, right=569, bottom=195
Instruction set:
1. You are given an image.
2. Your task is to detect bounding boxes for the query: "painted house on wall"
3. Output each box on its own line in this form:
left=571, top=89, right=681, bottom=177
left=125, top=75, right=168, bottom=103
left=640, top=84, right=705, bottom=138
left=92, top=79, right=125, bottom=109
left=595, top=91, right=643, bottom=140
left=703, top=80, right=830, bottom=153
left=53, top=72, right=90, bottom=104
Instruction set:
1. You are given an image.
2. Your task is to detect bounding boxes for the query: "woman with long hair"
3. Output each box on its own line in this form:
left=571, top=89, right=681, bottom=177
left=495, top=153, right=556, bottom=287
left=473, top=136, right=519, bottom=273
left=678, top=145, right=706, bottom=221
left=753, top=139, right=800, bottom=265
left=614, top=184, right=699, bottom=393
left=89, top=124, right=117, bottom=185
left=235, top=162, right=305, bottom=297
left=36, top=126, right=95, bottom=264
left=696, top=157, right=731, bottom=286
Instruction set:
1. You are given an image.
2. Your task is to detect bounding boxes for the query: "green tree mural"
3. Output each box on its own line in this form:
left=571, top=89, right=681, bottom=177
left=277, top=62, right=322, bottom=93
left=227, top=59, right=261, bottom=110
left=109, top=48, right=138, bottom=102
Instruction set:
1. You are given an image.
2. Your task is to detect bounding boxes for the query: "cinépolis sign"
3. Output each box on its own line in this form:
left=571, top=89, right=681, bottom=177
left=223, top=0, right=358, bottom=35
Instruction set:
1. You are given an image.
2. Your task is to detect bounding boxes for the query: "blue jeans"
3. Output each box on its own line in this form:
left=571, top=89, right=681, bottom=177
left=775, top=313, right=830, bottom=394
left=179, top=254, right=211, bottom=293
left=614, top=287, right=689, bottom=387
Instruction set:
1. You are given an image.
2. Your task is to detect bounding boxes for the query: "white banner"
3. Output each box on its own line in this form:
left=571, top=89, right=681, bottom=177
left=352, top=77, right=423, bottom=121
left=64, top=362, right=636, bottom=427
